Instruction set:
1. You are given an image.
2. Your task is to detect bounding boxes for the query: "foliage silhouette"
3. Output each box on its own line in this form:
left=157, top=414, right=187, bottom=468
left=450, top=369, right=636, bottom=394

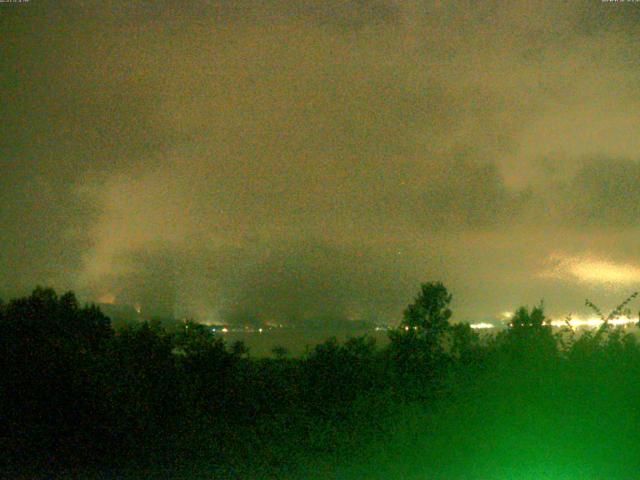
left=2, top=285, right=640, bottom=479
left=496, top=302, right=558, bottom=365
left=387, top=281, right=453, bottom=398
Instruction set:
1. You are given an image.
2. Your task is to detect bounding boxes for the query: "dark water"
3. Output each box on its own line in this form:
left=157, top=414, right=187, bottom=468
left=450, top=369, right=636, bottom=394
left=220, top=328, right=390, bottom=356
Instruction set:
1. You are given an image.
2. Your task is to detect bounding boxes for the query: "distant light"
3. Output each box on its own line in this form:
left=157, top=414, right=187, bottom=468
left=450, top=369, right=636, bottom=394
left=470, top=322, right=494, bottom=330
left=550, top=316, right=636, bottom=329
left=404, top=325, right=410, bottom=331
left=259, top=328, right=263, bottom=333
left=221, top=327, right=228, bottom=333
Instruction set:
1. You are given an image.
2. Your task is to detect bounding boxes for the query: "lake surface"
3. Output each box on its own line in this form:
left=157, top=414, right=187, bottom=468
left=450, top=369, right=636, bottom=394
left=219, top=328, right=391, bottom=357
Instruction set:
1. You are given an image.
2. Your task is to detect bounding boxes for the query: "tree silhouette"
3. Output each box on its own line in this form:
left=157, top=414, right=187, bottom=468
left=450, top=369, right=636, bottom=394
left=448, top=322, right=483, bottom=366
left=401, top=282, right=452, bottom=336
left=498, top=303, right=557, bottom=364
left=388, top=282, right=453, bottom=396
left=5, top=284, right=640, bottom=478
left=272, top=345, right=290, bottom=359
left=304, top=336, right=382, bottom=418
left=0, top=287, right=115, bottom=468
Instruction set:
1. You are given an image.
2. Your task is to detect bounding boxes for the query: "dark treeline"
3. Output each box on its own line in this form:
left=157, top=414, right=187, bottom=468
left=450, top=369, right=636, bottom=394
left=2, top=284, right=640, bottom=479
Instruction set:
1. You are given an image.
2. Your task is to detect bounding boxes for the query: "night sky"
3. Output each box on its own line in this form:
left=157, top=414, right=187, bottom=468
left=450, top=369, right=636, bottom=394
left=2, top=0, right=640, bottom=326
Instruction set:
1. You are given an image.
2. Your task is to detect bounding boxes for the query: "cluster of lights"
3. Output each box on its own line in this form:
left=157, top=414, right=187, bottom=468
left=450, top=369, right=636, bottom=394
left=209, top=326, right=267, bottom=333
left=468, top=316, right=638, bottom=330
left=549, top=316, right=636, bottom=329
left=201, top=316, right=639, bottom=335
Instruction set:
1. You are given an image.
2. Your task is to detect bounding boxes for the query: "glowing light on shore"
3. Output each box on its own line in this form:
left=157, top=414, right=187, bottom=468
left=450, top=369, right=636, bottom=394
left=549, top=315, right=636, bottom=329
left=470, top=322, right=495, bottom=330
left=467, top=316, right=637, bottom=330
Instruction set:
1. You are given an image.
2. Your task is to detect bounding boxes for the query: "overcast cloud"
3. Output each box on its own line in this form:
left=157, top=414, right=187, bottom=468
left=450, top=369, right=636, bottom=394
left=2, top=0, right=640, bottom=325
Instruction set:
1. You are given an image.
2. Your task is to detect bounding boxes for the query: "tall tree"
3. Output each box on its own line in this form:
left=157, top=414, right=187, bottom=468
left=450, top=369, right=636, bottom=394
left=499, top=303, right=557, bottom=364
left=401, top=281, right=452, bottom=339
left=388, top=282, right=453, bottom=394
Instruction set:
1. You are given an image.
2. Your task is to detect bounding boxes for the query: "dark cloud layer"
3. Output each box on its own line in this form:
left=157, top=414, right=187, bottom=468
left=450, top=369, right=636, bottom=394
left=570, top=158, right=640, bottom=228
left=2, top=0, right=640, bottom=324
